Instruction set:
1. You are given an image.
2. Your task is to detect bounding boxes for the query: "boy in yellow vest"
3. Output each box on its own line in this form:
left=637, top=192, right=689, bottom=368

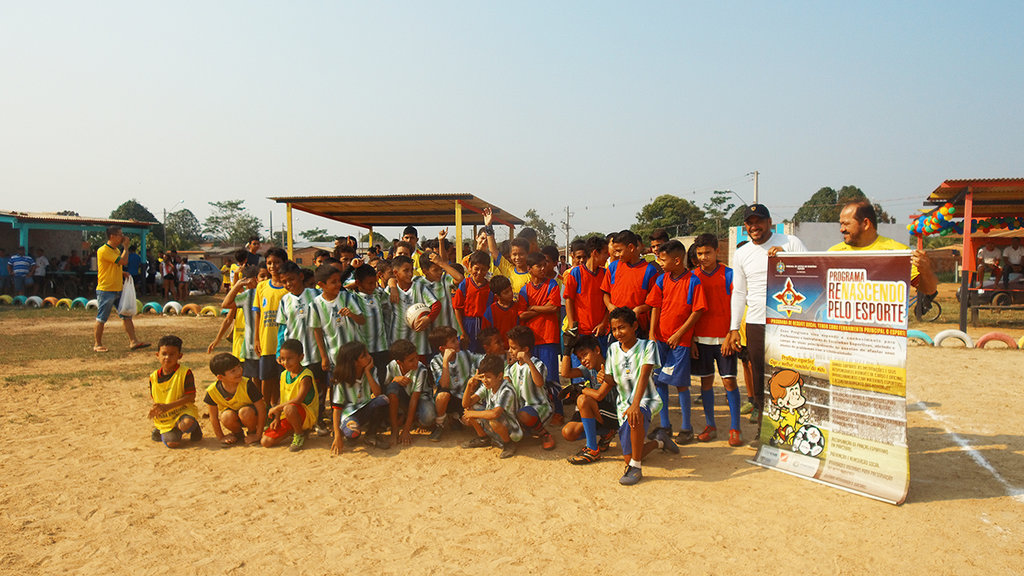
left=204, top=353, right=267, bottom=446
left=148, top=335, right=201, bottom=448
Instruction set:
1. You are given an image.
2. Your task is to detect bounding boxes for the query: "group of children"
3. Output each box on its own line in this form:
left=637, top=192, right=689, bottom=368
left=148, top=221, right=752, bottom=486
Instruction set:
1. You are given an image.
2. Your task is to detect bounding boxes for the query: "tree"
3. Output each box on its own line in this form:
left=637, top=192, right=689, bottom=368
left=727, top=205, right=748, bottom=228
left=203, top=200, right=263, bottom=245
left=360, top=231, right=389, bottom=247
left=300, top=227, right=333, bottom=242
left=164, top=209, right=204, bottom=249
left=631, top=194, right=705, bottom=241
left=102, top=199, right=162, bottom=251
left=699, top=190, right=737, bottom=236
left=791, top=185, right=895, bottom=225
left=523, top=209, right=557, bottom=247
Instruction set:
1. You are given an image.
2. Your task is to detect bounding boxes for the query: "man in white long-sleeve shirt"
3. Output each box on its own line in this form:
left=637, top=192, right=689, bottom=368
left=724, top=204, right=806, bottom=448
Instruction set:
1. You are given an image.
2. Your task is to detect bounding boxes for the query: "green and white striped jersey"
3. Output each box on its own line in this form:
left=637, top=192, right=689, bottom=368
left=233, top=289, right=257, bottom=361
left=331, top=375, right=375, bottom=421
left=391, top=277, right=439, bottom=355
left=384, top=359, right=430, bottom=395
left=425, top=273, right=461, bottom=336
left=475, top=379, right=524, bottom=442
left=275, top=288, right=320, bottom=364
left=309, top=291, right=359, bottom=367
left=429, top=350, right=484, bottom=398
left=605, top=338, right=662, bottom=422
left=350, top=288, right=392, bottom=354
left=506, top=357, right=551, bottom=420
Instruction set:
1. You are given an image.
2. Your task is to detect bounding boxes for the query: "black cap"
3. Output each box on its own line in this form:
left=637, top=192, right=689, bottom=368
left=742, top=204, right=771, bottom=221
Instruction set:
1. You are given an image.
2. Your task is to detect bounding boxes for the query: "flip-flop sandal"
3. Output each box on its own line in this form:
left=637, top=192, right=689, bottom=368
left=130, top=342, right=151, bottom=350
left=93, top=346, right=109, bottom=353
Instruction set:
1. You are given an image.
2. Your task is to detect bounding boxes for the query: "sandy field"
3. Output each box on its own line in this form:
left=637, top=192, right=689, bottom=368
left=0, top=307, right=1021, bottom=576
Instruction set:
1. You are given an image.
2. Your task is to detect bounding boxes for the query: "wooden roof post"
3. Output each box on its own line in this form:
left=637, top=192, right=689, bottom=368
left=959, top=187, right=974, bottom=331
left=455, top=200, right=463, bottom=262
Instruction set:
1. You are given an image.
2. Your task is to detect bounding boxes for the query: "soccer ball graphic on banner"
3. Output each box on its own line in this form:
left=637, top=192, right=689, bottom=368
left=792, top=424, right=825, bottom=457
left=404, top=302, right=431, bottom=331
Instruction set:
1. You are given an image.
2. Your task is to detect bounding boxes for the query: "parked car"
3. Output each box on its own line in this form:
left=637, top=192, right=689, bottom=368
left=187, top=260, right=222, bottom=295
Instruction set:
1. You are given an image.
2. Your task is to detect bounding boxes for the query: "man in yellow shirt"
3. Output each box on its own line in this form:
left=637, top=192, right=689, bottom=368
left=94, top=226, right=149, bottom=352
left=828, top=200, right=938, bottom=297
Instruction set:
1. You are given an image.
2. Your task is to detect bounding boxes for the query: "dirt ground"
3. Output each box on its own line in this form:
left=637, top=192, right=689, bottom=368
left=0, top=307, right=1021, bottom=576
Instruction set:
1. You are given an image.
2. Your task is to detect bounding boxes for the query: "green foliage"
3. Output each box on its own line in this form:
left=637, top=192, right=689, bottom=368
left=727, top=204, right=748, bottom=227
left=523, top=209, right=558, bottom=246
left=360, top=231, right=389, bottom=247
left=698, top=190, right=737, bottom=236
left=632, top=194, right=705, bottom=240
left=164, top=209, right=204, bottom=249
left=300, top=227, right=333, bottom=242
left=203, top=200, right=263, bottom=245
left=104, top=199, right=162, bottom=250
left=791, top=185, right=894, bottom=225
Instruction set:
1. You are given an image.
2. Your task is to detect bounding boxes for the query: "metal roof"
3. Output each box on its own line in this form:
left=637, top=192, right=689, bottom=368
left=924, top=178, right=1024, bottom=218
left=0, top=210, right=157, bottom=228
left=268, top=193, right=524, bottom=228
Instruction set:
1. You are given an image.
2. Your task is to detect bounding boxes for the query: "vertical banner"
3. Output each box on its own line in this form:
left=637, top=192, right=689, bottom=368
left=751, top=251, right=911, bottom=504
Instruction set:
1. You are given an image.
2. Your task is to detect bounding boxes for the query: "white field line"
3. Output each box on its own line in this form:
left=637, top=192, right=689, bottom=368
left=910, top=397, right=1024, bottom=503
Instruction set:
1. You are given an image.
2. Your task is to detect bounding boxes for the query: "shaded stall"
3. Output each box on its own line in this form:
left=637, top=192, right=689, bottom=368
left=0, top=211, right=155, bottom=259
left=913, top=178, right=1024, bottom=330
left=268, top=194, right=524, bottom=261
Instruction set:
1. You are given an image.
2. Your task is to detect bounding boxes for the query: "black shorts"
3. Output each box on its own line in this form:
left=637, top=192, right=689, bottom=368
left=258, top=355, right=282, bottom=382
left=692, top=343, right=738, bottom=378
left=569, top=394, right=618, bottom=433
left=242, top=359, right=259, bottom=379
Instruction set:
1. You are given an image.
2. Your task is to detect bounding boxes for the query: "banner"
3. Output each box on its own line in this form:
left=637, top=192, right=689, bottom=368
left=751, top=251, right=911, bottom=504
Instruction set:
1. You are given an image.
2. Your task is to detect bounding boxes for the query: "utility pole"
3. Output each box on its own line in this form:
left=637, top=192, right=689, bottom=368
left=753, top=171, right=759, bottom=204
left=560, top=206, right=573, bottom=256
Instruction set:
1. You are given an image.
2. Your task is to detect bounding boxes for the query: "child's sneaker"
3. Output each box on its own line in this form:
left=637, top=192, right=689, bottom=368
left=540, top=432, right=556, bottom=450
left=656, top=428, right=679, bottom=454
left=499, top=441, right=518, bottom=459
left=749, top=410, right=759, bottom=423
left=567, top=447, right=601, bottom=465
left=647, top=425, right=672, bottom=440
left=428, top=426, right=444, bottom=442
left=189, top=425, right=203, bottom=442
left=739, top=401, right=754, bottom=415
left=288, top=433, right=305, bottom=452
left=675, top=429, right=694, bottom=445
left=151, top=428, right=161, bottom=442
left=549, top=413, right=565, bottom=427
left=598, top=429, right=617, bottom=452
left=314, top=421, right=331, bottom=437
left=697, top=426, right=717, bottom=442
left=462, top=436, right=492, bottom=449
left=619, top=465, right=643, bottom=485
left=728, top=429, right=743, bottom=447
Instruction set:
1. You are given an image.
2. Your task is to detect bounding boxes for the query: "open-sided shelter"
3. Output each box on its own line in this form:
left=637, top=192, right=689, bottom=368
left=915, top=178, right=1024, bottom=330
left=268, top=194, right=524, bottom=261
left=0, top=211, right=156, bottom=259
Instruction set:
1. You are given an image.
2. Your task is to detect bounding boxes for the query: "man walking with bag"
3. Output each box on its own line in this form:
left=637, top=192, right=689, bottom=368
left=94, top=226, right=149, bottom=353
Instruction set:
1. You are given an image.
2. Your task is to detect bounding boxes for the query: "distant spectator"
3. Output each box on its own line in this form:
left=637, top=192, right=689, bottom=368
left=32, top=248, right=48, bottom=295
left=68, top=249, right=82, bottom=271
left=976, top=241, right=1001, bottom=287
left=0, top=248, right=10, bottom=293
left=93, top=225, right=149, bottom=353
left=126, top=245, right=143, bottom=290
left=8, top=246, right=35, bottom=296
left=245, top=236, right=262, bottom=267
left=1002, top=237, right=1024, bottom=289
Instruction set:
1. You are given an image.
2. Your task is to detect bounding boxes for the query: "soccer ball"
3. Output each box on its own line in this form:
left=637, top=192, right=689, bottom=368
left=792, top=424, right=825, bottom=457
left=404, top=302, right=431, bottom=331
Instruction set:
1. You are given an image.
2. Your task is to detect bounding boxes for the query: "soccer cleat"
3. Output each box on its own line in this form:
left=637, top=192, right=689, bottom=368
left=728, top=429, right=743, bottom=447
left=151, top=428, right=161, bottom=442
left=499, top=442, right=518, bottom=459
left=675, top=429, right=694, bottom=445
left=647, top=425, right=672, bottom=440
left=656, top=428, right=679, bottom=454
left=619, top=465, right=643, bottom=485
left=314, top=422, right=331, bottom=437
left=288, top=433, right=305, bottom=452
left=428, top=426, right=444, bottom=442
left=749, top=410, right=759, bottom=423
left=550, top=413, right=565, bottom=427
left=697, top=426, right=717, bottom=442
left=739, top=401, right=754, bottom=415
left=541, top=432, right=556, bottom=450
left=568, top=447, right=601, bottom=465
left=462, top=436, right=492, bottom=449
left=598, top=430, right=617, bottom=452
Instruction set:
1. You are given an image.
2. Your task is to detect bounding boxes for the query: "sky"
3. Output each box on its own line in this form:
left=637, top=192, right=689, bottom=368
left=1, top=1, right=1022, bottom=244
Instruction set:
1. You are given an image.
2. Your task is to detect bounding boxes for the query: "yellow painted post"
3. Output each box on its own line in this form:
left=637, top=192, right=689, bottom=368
left=455, top=200, right=463, bottom=262
left=368, top=226, right=373, bottom=254
left=286, top=203, right=294, bottom=260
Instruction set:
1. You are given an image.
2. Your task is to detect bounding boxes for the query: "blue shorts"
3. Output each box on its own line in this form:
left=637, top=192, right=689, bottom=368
left=617, top=406, right=652, bottom=456
left=258, top=355, right=282, bottom=382
left=534, top=343, right=559, bottom=383
left=242, top=359, right=259, bottom=379
left=160, top=413, right=197, bottom=446
left=340, top=395, right=389, bottom=437
left=95, top=289, right=125, bottom=323
left=654, top=342, right=691, bottom=388
left=463, top=316, right=483, bottom=353
left=385, top=383, right=436, bottom=427
left=692, top=343, right=738, bottom=378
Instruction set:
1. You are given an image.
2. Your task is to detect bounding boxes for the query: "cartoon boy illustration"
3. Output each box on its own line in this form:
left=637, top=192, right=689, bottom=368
left=766, top=369, right=808, bottom=446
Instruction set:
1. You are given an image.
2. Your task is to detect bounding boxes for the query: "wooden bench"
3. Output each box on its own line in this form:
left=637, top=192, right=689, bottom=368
left=969, top=304, right=1024, bottom=326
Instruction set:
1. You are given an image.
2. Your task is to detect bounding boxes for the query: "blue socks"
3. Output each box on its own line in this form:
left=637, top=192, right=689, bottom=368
left=726, top=388, right=741, bottom=431
left=678, top=387, right=692, bottom=432
left=582, top=417, right=598, bottom=451
left=701, top=388, right=716, bottom=427
left=656, top=382, right=671, bottom=428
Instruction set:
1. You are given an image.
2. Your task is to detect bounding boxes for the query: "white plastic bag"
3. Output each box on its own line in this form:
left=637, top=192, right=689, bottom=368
left=117, top=275, right=137, bottom=317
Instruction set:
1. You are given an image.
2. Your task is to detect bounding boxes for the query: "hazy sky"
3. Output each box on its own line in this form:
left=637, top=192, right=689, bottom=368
left=2, top=2, right=1021, bottom=243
